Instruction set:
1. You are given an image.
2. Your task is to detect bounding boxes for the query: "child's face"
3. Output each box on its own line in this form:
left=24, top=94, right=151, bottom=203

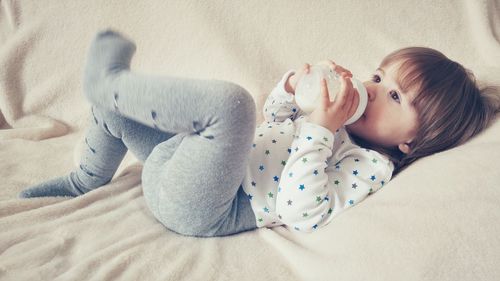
left=346, top=62, right=419, bottom=154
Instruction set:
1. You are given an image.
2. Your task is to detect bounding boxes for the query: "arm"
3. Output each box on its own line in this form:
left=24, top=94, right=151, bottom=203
left=276, top=123, right=393, bottom=231
left=276, top=62, right=389, bottom=232
left=275, top=121, right=336, bottom=231
left=263, top=70, right=305, bottom=122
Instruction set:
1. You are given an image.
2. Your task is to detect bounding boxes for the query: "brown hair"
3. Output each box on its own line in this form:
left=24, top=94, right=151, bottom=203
left=352, top=47, right=499, bottom=175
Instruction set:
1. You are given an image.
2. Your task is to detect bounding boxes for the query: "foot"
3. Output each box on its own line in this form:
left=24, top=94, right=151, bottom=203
left=83, top=29, right=136, bottom=108
left=19, top=174, right=84, bottom=198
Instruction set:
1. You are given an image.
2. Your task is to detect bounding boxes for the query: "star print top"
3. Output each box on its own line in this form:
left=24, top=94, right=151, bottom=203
left=241, top=70, right=394, bottom=232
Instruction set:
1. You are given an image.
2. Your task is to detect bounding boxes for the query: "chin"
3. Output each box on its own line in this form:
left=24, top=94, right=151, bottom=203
left=349, top=114, right=366, bottom=126
left=346, top=115, right=365, bottom=134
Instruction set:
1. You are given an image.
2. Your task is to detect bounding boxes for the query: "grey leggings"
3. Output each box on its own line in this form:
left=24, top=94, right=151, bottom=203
left=79, top=31, right=257, bottom=237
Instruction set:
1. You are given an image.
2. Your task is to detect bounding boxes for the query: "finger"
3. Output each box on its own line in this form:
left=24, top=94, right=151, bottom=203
left=303, top=63, right=311, bottom=74
left=318, top=60, right=335, bottom=68
left=336, top=68, right=352, bottom=78
left=328, top=60, right=336, bottom=69
left=326, top=60, right=339, bottom=74
left=333, top=65, right=353, bottom=78
left=333, top=74, right=348, bottom=109
left=347, top=89, right=360, bottom=118
left=344, top=79, right=356, bottom=111
left=320, top=78, right=330, bottom=109
left=295, top=63, right=310, bottom=81
left=340, top=74, right=354, bottom=108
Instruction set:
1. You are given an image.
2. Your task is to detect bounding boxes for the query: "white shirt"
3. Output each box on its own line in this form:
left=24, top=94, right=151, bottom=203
left=241, top=71, right=394, bottom=232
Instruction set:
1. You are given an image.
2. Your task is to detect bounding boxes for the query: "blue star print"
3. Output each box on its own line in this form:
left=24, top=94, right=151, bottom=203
left=241, top=78, right=395, bottom=231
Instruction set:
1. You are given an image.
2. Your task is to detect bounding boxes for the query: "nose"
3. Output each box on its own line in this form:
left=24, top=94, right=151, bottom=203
left=367, top=89, right=376, bottom=101
left=364, top=83, right=376, bottom=102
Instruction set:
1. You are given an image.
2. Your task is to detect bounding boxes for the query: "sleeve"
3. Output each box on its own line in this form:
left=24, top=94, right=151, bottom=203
left=276, top=123, right=393, bottom=232
left=263, top=70, right=306, bottom=122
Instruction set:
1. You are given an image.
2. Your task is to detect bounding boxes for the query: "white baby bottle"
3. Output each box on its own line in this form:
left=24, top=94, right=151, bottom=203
left=294, top=65, right=368, bottom=125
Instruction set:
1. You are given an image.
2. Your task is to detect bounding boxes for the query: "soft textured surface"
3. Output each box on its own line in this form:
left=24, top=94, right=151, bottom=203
left=1, top=0, right=499, bottom=280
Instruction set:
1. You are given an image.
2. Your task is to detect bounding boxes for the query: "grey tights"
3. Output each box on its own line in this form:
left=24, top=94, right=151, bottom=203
left=20, top=30, right=258, bottom=237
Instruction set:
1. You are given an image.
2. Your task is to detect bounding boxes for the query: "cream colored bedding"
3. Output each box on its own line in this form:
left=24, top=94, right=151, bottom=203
left=1, top=1, right=499, bottom=280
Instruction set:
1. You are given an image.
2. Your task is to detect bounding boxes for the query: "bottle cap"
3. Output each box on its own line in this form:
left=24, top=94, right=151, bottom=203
left=345, top=78, right=368, bottom=125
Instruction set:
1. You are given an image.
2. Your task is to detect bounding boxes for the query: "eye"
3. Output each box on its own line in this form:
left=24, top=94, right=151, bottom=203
left=371, top=74, right=381, bottom=83
left=389, top=90, right=401, bottom=103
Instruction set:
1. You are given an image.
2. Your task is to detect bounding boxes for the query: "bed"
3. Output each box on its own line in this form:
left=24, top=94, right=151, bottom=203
left=1, top=0, right=499, bottom=280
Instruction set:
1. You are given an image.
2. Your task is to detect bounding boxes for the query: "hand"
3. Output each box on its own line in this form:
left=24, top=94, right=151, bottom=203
left=308, top=72, right=360, bottom=133
left=284, top=63, right=311, bottom=94
left=316, top=60, right=352, bottom=78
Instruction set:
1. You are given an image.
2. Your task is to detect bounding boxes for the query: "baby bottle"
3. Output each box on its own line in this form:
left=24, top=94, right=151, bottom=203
left=294, top=65, right=368, bottom=125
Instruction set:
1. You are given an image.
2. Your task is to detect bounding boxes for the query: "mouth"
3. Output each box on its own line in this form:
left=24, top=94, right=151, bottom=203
left=349, top=114, right=366, bottom=127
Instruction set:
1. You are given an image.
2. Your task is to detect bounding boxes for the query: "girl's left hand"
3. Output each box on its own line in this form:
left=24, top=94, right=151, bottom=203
left=285, top=63, right=311, bottom=94
left=308, top=72, right=360, bottom=133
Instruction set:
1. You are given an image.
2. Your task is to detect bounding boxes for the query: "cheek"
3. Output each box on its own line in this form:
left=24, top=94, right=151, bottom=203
left=365, top=109, right=396, bottom=142
left=366, top=107, right=386, bottom=131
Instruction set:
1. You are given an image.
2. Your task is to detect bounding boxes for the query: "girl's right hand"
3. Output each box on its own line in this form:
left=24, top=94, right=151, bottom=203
left=284, top=63, right=311, bottom=94
left=308, top=72, right=360, bottom=133
left=285, top=61, right=352, bottom=95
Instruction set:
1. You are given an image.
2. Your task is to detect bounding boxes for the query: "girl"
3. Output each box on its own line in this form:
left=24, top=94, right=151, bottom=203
left=20, top=30, right=497, bottom=237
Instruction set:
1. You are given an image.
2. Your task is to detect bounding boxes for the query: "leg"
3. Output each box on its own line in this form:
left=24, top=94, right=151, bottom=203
left=142, top=129, right=258, bottom=237
left=83, top=30, right=252, bottom=139
left=19, top=106, right=128, bottom=197
left=84, top=30, right=258, bottom=236
left=19, top=106, right=174, bottom=198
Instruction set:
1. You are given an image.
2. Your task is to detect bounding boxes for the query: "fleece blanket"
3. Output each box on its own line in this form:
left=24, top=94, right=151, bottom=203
left=1, top=0, right=499, bottom=280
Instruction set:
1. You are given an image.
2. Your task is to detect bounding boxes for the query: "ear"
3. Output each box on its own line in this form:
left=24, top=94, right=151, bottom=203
left=398, top=143, right=411, bottom=154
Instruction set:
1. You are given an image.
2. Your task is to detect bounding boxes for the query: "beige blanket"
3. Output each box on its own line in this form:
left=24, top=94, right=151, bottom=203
left=1, top=0, right=499, bottom=280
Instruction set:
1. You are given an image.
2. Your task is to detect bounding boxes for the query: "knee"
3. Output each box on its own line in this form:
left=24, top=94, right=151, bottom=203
left=218, top=82, right=256, bottom=129
left=91, top=106, right=129, bottom=138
